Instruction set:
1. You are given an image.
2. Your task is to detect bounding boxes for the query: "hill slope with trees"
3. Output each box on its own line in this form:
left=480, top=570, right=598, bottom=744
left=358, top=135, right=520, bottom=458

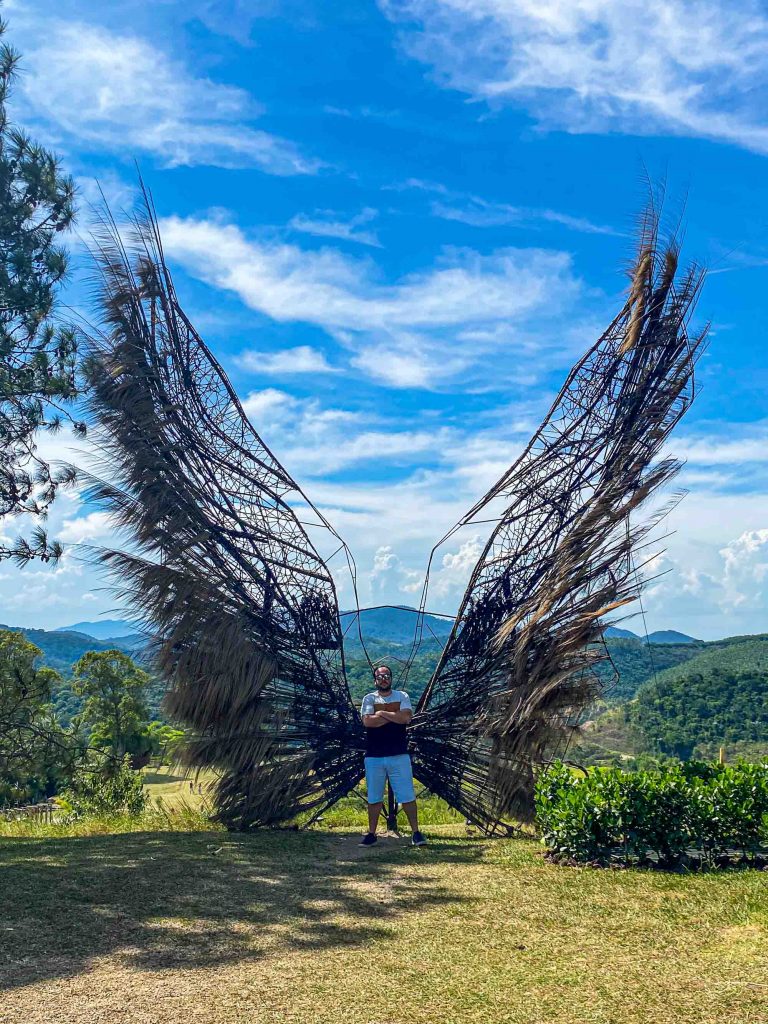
left=629, top=666, right=768, bottom=760
left=578, top=635, right=768, bottom=765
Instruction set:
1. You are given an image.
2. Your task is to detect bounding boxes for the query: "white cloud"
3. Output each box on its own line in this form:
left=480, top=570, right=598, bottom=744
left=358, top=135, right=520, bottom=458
left=381, top=0, right=768, bottom=154
left=241, top=387, right=297, bottom=422
left=240, top=388, right=452, bottom=475
left=720, top=529, right=768, bottom=609
left=370, top=545, right=423, bottom=594
left=18, top=20, right=318, bottom=173
left=159, top=213, right=582, bottom=389
left=0, top=546, right=89, bottom=618
left=58, top=511, right=114, bottom=544
left=349, top=336, right=471, bottom=388
left=393, top=178, right=621, bottom=235
left=638, top=490, right=768, bottom=637
left=429, top=534, right=485, bottom=598
left=290, top=209, right=382, bottom=247
left=676, top=428, right=768, bottom=465
left=235, top=345, right=340, bottom=375
left=161, top=215, right=574, bottom=327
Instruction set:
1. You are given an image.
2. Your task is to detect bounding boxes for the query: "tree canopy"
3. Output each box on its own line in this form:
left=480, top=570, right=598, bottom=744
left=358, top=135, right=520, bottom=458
left=0, top=629, right=71, bottom=803
left=0, top=17, right=82, bottom=560
left=629, top=667, right=768, bottom=761
left=71, top=650, right=153, bottom=764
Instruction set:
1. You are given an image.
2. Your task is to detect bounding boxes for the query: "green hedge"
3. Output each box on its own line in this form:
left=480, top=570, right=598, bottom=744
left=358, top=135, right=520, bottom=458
left=535, top=761, right=768, bottom=868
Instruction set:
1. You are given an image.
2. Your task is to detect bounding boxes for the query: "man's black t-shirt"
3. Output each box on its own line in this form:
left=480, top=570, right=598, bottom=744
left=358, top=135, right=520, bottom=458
left=360, top=689, right=412, bottom=757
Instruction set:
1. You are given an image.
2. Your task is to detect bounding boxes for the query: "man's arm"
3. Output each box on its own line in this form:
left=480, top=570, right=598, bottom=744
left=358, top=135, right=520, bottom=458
left=361, top=694, right=390, bottom=728
left=375, top=692, right=413, bottom=725
left=362, top=712, right=389, bottom=728
left=371, top=709, right=413, bottom=725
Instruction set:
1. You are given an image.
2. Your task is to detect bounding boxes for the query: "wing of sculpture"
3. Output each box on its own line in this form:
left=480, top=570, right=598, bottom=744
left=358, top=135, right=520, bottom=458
left=410, top=207, right=707, bottom=832
left=82, top=194, right=365, bottom=829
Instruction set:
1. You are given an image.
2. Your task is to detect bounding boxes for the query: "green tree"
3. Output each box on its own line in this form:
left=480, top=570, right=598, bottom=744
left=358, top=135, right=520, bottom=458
left=145, top=721, right=187, bottom=763
left=61, top=752, right=147, bottom=818
left=0, top=629, right=72, bottom=804
left=71, top=650, right=152, bottom=764
left=0, top=17, right=83, bottom=560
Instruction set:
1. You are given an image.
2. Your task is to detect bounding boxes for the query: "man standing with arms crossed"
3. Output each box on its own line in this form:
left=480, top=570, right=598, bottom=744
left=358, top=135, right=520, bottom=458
left=359, top=664, right=427, bottom=847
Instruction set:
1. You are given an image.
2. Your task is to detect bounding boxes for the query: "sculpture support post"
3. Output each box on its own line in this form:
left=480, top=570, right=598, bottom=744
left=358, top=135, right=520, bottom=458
left=385, top=779, right=398, bottom=834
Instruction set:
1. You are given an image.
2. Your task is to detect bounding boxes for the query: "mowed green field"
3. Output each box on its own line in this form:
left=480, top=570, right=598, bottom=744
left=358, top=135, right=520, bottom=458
left=142, top=766, right=218, bottom=812
left=1, top=818, right=767, bottom=1024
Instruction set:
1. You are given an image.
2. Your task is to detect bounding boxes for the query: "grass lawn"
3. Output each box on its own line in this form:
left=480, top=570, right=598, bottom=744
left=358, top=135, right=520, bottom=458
left=142, top=765, right=217, bottom=813
left=1, top=820, right=767, bottom=1024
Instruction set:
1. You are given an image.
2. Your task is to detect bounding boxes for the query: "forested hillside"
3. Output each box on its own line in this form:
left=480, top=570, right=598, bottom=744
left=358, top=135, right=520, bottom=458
left=577, top=635, right=768, bottom=765
left=0, top=625, right=136, bottom=675
left=640, top=634, right=768, bottom=684
left=0, top=626, right=159, bottom=725
left=595, top=637, right=704, bottom=702
left=629, top=667, right=768, bottom=760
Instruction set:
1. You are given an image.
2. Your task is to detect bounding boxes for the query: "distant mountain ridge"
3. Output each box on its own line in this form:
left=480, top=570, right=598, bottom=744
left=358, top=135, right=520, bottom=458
left=0, top=617, right=760, bottom=741
left=57, top=618, right=147, bottom=641
left=340, top=606, right=454, bottom=649
left=0, top=624, right=137, bottom=676
left=604, top=625, right=699, bottom=644
left=61, top=611, right=697, bottom=648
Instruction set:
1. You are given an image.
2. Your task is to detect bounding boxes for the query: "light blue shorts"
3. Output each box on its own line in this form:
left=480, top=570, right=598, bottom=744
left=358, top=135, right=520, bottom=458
left=365, top=753, right=416, bottom=805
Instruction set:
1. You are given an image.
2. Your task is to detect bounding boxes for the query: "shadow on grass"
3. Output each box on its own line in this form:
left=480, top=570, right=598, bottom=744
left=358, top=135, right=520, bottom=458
left=142, top=770, right=190, bottom=784
left=0, top=829, right=481, bottom=990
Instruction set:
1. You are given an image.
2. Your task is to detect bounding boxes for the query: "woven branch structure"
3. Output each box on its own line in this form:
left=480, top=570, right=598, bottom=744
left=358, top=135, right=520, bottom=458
left=82, top=196, right=706, bottom=832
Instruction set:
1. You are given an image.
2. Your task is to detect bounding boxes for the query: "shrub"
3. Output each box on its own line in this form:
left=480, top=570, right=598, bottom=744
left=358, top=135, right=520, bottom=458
left=60, top=753, right=147, bottom=818
left=535, top=760, right=768, bottom=867
left=689, top=763, right=768, bottom=861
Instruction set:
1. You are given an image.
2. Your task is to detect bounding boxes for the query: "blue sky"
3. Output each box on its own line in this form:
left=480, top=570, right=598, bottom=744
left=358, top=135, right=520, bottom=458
left=1, top=0, right=768, bottom=639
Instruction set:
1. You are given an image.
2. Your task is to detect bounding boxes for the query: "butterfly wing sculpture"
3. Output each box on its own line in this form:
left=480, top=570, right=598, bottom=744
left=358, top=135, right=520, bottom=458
left=410, top=209, right=706, bottom=831
left=83, top=200, right=365, bottom=829
left=83, top=197, right=705, bottom=831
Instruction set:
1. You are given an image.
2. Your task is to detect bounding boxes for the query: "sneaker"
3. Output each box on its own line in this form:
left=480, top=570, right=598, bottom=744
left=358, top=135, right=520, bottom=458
left=411, top=831, right=428, bottom=846
left=359, top=832, right=378, bottom=847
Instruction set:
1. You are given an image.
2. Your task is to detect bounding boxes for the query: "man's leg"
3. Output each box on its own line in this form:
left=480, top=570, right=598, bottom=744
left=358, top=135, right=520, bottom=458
left=387, top=755, right=425, bottom=842
left=361, top=757, right=386, bottom=844
left=400, top=799, right=420, bottom=833
left=367, top=801, right=383, bottom=835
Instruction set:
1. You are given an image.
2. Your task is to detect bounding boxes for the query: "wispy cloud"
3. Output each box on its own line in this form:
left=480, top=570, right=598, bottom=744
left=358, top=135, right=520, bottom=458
left=348, top=336, right=467, bottom=388
left=394, top=178, right=621, bottom=235
left=159, top=212, right=583, bottom=389
left=706, top=245, right=768, bottom=276
left=381, top=0, right=768, bottom=154
left=676, top=425, right=768, bottom=466
left=58, top=511, right=114, bottom=544
left=17, top=20, right=320, bottom=173
left=240, top=388, right=453, bottom=475
left=290, top=208, right=382, bottom=247
left=235, top=345, right=340, bottom=375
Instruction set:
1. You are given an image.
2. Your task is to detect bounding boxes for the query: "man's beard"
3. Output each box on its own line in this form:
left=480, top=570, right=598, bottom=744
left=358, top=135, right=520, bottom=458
left=376, top=680, right=392, bottom=692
